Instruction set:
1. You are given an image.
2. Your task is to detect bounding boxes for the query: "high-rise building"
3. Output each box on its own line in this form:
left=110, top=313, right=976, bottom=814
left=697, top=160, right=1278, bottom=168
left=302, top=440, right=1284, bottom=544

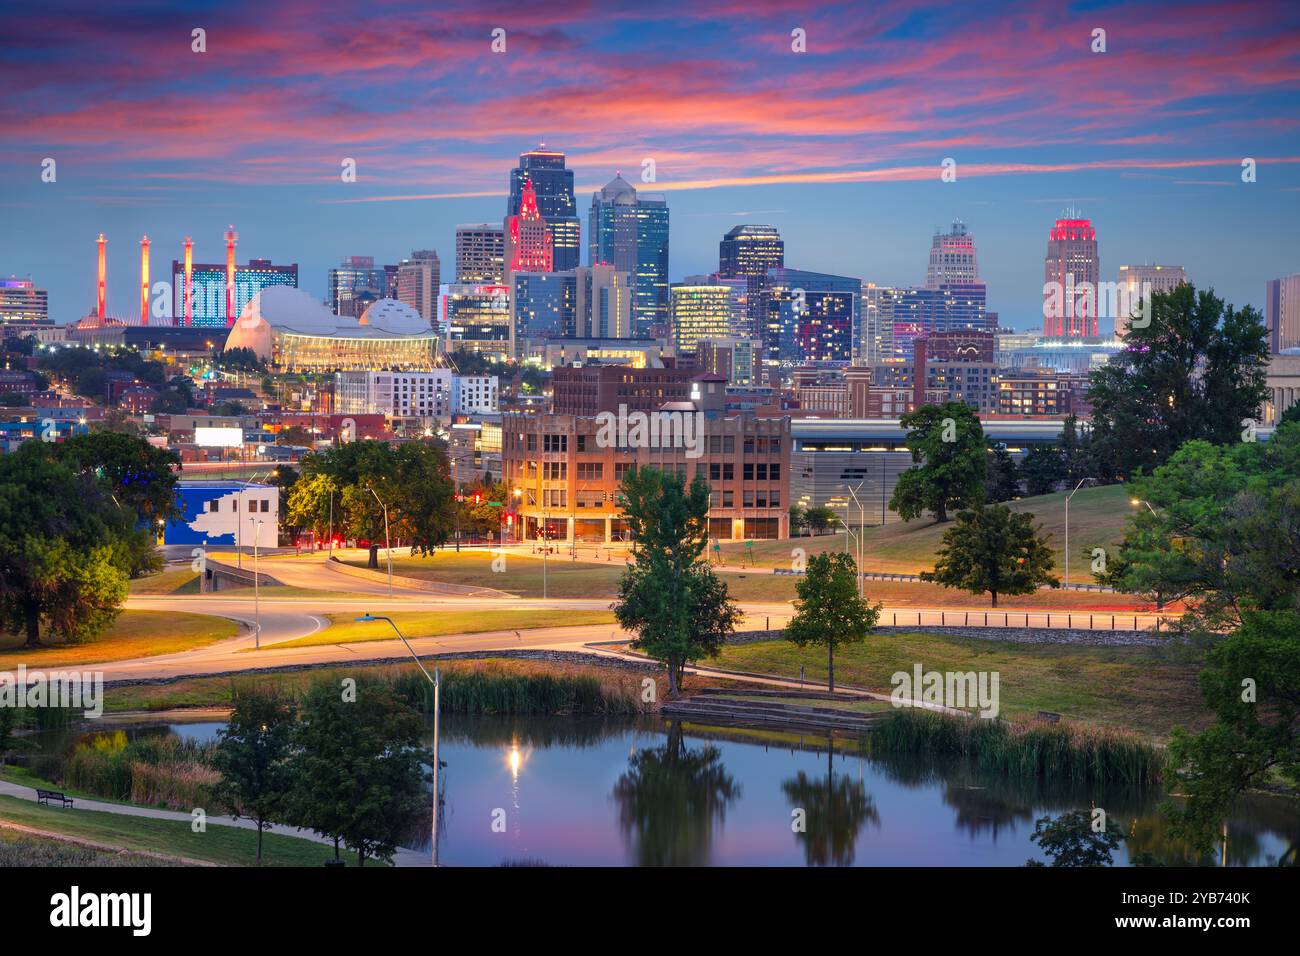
left=440, top=283, right=512, bottom=359
left=1043, top=212, right=1099, bottom=338
left=719, top=225, right=784, bottom=349
left=327, top=256, right=388, bottom=318
left=0, top=278, right=50, bottom=327
left=396, top=250, right=441, bottom=325
left=589, top=174, right=670, bottom=336
left=1115, top=264, right=1187, bottom=337
left=573, top=264, right=633, bottom=339
left=763, top=268, right=860, bottom=365
left=669, top=283, right=735, bottom=355
left=173, top=257, right=298, bottom=328
left=696, top=337, right=762, bottom=387
left=1266, top=274, right=1300, bottom=354
left=926, top=220, right=979, bottom=288
left=507, top=145, right=580, bottom=271
left=504, top=177, right=554, bottom=280
left=455, top=225, right=505, bottom=284
left=512, top=270, right=577, bottom=345
left=868, top=282, right=988, bottom=362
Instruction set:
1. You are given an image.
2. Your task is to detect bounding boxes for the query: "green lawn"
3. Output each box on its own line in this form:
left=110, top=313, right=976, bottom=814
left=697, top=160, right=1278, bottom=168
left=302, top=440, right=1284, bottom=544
left=0, top=824, right=186, bottom=866
left=129, top=568, right=202, bottom=595
left=0, top=795, right=370, bottom=867
left=710, top=632, right=1206, bottom=740
left=724, top=484, right=1134, bottom=576
left=262, top=609, right=618, bottom=650
left=0, top=610, right=237, bottom=667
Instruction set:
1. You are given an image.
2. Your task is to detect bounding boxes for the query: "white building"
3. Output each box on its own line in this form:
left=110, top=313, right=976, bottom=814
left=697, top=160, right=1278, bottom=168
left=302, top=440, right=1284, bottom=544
left=452, top=374, right=499, bottom=415
left=334, top=370, right=498, bottom=420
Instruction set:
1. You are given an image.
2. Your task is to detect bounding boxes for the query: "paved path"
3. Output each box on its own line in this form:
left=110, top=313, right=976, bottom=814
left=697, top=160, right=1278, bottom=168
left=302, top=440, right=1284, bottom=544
left=0, top=780, right=430, bottom=866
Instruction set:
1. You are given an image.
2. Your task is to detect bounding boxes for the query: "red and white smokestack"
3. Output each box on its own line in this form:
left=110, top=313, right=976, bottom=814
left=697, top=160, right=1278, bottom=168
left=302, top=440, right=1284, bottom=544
left=224, top=225, right=238, bottom=326
left=183, top=236, right=194, bottom=327
left=139, top=235, right=150, bottom=326
left=96, top=233, right=107, bottom=321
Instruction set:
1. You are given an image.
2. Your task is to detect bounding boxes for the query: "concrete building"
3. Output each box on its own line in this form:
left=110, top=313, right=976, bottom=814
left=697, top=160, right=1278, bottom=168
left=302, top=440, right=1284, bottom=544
left=926, top=220, right=979, bottom=288
left=670, top=283, right=735, bottom=355
left=1043, top=212, right=1100, bottom=339
left=396, top=250, right=441, bottom=324
left=1115, top=264, right=1186, bottom=337
left=0, top=278, right=50, bottom=328
left=455, top=225, right=505, bottom=284
left=696, top=337, right=762, bottom=387
left=1263, top=353, right=1300, bottom=424
left=551, top=364, right=696, bottom=417
left=1266, top=274, right=1300, bottom=354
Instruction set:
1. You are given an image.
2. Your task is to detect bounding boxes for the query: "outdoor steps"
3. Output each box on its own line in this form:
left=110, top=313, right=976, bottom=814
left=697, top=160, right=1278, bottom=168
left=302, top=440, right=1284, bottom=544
left=661, top=695, right=882, bottom=733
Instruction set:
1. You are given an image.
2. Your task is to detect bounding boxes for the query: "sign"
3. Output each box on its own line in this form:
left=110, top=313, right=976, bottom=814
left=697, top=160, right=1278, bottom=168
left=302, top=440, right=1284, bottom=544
left=194, top=426, right=242, bottom=448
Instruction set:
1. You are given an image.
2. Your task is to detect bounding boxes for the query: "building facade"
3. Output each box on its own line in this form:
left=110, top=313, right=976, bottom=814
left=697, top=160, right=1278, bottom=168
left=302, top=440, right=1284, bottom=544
left=0, top=279, right=50, bottom=327
left=718, top=225, right=784, bottom=347
left=327, top=256, right=388, bottom=318
left=507, top=146, right=580, bottom=271
left=1043, top=214, right=1100, bottom=339
left=396, top=250, right=441, bottom=325
left=455, top=225, right=505, bottom=284
left=926, top=220, right=979, bottom=288
left=1266, top=274, right=1300, bottom=354
left=172, top=258, right=298, bottom=328
left=588, top=174, right=670, bottom=335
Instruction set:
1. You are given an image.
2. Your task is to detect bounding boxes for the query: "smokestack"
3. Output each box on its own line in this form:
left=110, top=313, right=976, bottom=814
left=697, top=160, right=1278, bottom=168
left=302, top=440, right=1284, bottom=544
left=224, top=225, right=238, bottom=326
left=139, top=235, right=150, bottom=326
left=912, top=335, right=927, bottom=413
left=183, top=236, right=193, bottom=327
left=96, top=233, right=107, bottom=321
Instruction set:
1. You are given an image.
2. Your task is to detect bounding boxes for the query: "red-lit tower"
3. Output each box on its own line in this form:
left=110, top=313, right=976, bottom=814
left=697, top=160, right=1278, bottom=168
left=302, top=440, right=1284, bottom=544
left=139, top=235, right=150, bottom=326
left=182, top=236, right=194, bottom=327
left=1043, top=212, right=1099, bottom=338
left=505, top=177, right=553, bottom=279
left=96, top=233, right=107, bottom=321
left=224, top=225, right=238, bottom=326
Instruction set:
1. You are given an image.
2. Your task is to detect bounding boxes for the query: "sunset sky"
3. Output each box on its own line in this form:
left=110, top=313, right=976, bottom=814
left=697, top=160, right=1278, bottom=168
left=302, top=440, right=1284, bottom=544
left=2, top=0, right=1298, bottom=331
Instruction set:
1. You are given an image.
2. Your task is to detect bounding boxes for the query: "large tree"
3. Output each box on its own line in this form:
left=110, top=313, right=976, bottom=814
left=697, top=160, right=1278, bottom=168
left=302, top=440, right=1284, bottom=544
left=212, top=689, right=297, bottom=865
left=613, top=467, right=741, bottom=698
left=1087, top=284, right=1269, bottom=481
left=890, top=402, right=986, bottom=522
left=784, top=551, right=881, bottom=693
left=922, top=503, right=1059, bottom=607
left=985, top=443, right=1021, bottom=503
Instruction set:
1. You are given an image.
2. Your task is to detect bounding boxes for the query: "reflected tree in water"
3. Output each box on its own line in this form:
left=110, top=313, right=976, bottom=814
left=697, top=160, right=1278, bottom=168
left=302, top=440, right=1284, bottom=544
left=782, top=738, right=879, bottom=866
left=611, top=720, right=741, bottom=866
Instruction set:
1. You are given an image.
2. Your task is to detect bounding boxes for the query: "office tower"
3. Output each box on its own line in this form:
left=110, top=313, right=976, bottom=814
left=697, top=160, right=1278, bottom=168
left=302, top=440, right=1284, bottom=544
left=455, top=225, right=505, bottom=284
left=512, top=270, right=577, bottom=345
left=174, top=254, right=298, bottom=328
left=763, top=268, right=860, bottom=365
left=397, top=250, right=441, bottom=325
left=0, top=278, right=49, bottom=327
left=504, top=177, right=554, bottom=281
left=573, top=264, right=633, bottom=339
left=926, top=219, right=979, bottom=288
left=719, top=225, right=784, bottom=348
left=327, top=255, right=389, bottom=318
left=440, top=282, right=512, bottom=359
left=589, top=173, right=670, bottom=336
left=868, top=282, right=988, bottom=362
left=670, top=282, right=735, bottom=355
left=696, top=337, right=762, bottom=386
left=507, top=145, right=580, bottom=271
left=1043, top=211, right=1100, bottom=338
left=1115, top=264, right=1187, bottom=337
left=1267, top=274, right=1300, bottom=353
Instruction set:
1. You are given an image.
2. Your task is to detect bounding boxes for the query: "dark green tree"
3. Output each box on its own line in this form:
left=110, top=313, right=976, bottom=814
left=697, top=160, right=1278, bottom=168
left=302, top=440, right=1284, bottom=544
left=788, top=503, right=807, bottom=537
left=985, top=444, right=1021, bottom=503
left=1027, top=810, right=1125, bottom=867
left=212, top=689, right=297, bottom=865
left=805, top=504, right=836, bottom=535
left=922, top=503, right=1059, bottom=607
left=1020, top=445, right=1064, bottom=497
left=890, top=402, right=986, bottom=522
left=613, top=467, right=741, bottom=697
left=784, top=552, right=881, bottom=693
left=782, top=741, right=878, bottom=866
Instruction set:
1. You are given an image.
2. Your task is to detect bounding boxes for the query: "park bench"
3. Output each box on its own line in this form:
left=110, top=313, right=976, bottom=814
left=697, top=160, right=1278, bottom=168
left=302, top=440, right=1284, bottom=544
left=35, top=788, right=74, bottom=809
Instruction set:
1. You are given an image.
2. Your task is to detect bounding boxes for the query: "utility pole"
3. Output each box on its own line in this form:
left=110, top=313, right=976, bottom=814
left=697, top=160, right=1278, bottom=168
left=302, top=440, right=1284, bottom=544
left=369, top=486, right=392, bottom=598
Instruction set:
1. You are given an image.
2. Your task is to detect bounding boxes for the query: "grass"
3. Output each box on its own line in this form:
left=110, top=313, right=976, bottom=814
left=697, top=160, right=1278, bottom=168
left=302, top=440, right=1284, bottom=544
left=710, top=632, right=1206, bottom=740
left=872, top=708, right=1166, bottom=785
left=0, top=794, right=366, bottom=867
left=0, top=824, right=186, bottom=866
left=263, top=609, right=617, bottom=650
left=0, top=610, right=237, bottom=667
left=129, top=568, right=203, bottom=595
left=724, top=484, right=1133, bottom=576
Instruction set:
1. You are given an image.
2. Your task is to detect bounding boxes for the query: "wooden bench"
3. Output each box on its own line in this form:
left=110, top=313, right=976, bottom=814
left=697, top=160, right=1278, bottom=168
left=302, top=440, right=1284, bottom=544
left=35, top=788, right=74, bottom=809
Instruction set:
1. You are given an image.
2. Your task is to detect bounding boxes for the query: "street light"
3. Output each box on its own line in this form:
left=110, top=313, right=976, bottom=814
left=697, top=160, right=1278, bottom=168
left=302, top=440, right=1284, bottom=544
left=355, top=614, right=440, bottom=867
left=845, top=482, right=867, bottom=598
left=1064, top=477, right=1098, bottom=588
left=248, top=517, right=263, bottom=650
left=369, top=485, right=393, bottom=598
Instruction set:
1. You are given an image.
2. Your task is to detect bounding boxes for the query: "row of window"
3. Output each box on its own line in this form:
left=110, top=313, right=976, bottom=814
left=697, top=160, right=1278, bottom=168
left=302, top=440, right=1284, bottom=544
left=207, top=497, right=272, bottom=513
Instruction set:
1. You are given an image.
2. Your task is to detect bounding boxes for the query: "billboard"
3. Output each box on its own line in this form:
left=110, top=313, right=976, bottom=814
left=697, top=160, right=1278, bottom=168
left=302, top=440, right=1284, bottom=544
left=194, top=426, right=243, bottom=448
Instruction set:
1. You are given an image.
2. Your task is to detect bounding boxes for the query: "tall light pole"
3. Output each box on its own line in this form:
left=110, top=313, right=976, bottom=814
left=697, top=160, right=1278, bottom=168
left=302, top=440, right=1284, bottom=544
left=248, top=517, right=263, bottom=649
left=355, top=615, right=440, bottom=867
left=845, top=482, right=867, bottom=597
left=1064, top=477, right=1097, bottom=588
left=369, top=486, right=392, bottom=598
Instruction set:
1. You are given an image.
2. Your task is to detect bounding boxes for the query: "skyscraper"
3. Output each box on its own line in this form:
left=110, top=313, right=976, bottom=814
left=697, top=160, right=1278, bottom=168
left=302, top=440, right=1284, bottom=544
left=719, top=225, right=784, bottom=353
left=0, top=278, right=49, bottom=328
left=1043, top=212, right=1099, bottom=339
left=669, top=282, right=734, bottom=355
left=573, top=264, right=633, bottom=339
left=328, top=255, right=388, bottom=318
left=397, top=250, right=441, bottom=325
left=589, top=173, right=669, bottom=336
left=504, top=177, right=554, bottom=280
left=926, top=220, right=979, bottom=288
left=507, top=145, right=580, bottom=271
left=1266, top=274, right=1300, bottom=353
left=455, top=225, right=505, bottom=284
left=1115, top=263, right=1187, bottom=337
left=764, top=268, right=860, bottom=365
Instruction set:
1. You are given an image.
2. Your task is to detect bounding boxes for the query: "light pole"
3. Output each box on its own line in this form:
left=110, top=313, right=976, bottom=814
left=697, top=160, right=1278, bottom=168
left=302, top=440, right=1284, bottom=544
left=355, top=614, right=440, bottom=867
left=1064, top=477, right=1097, bottom=588
left=369, top=486, right=393, bottom=598
left=845, top=482, right=867, bottom=597
left=248, top=517, right=263, bottom=650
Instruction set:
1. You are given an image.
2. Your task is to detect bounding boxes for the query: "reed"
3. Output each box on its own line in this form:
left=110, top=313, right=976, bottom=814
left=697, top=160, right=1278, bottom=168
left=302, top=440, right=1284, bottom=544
left=61, top=731, right=220, bottom=808
left=389, top=667, right=640, bottom=715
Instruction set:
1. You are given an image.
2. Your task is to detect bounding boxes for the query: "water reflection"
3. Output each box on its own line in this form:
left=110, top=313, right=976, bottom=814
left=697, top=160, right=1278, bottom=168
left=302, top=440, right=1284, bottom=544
left=781, top=737, right=879, bottom=866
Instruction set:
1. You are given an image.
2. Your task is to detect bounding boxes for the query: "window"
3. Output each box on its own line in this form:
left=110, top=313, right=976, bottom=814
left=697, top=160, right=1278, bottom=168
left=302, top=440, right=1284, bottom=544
left=260, top=499, right=270, bottom=513
left=577, top=462, right=603, bottom=481
left=527, top=434, right=536, bottom=452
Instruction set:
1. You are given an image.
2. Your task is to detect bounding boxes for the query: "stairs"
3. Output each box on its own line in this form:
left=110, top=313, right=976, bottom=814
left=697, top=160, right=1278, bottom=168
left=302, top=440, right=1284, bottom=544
left=662, top=690, right=884, bottom=733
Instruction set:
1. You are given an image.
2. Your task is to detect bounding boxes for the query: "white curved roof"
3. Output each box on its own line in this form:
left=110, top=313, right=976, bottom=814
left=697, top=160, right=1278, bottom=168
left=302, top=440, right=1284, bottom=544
left=358, top=298, right=428, bottom=334
left=237, top=286, right=342, bottom=334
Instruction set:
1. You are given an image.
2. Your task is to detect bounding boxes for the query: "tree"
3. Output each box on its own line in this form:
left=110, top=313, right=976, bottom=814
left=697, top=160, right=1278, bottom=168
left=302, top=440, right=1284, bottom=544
left=985, top=444, right=1020, bottom=503
left=0, top=447, right=134, bottom=646
left=1087, top=285, right=1269, bottom=481
left=922, top=503, right=1059, bottom=607
left=1164, top=611, right=1300, bottom=853
left=890, top=402, right=986, bottom=522
left=211, top=689, right=297, bottom=865
left=613, top=467, right=742, bottom=697
left=804, top=505, right=836, bottom=535
left=290, top=677, right=428, bottom=867
left=1020, top=445, right=1064, bottom=497
left=286, top=472, right=339, bottom=546
left=1027, top=810, right=1125, bottom=866
left=788, top=503, right=806, bottom=537
left=784, top=552, right=881, bottom=693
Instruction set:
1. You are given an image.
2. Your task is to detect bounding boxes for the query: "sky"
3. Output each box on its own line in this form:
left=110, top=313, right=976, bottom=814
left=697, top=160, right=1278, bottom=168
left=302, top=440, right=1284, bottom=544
left=1, top=0, right=1298, bottom=333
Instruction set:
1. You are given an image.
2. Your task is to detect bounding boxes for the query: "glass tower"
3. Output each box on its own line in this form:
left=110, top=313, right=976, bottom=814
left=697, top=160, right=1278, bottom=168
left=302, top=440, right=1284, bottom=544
left=588, top=174, right=669, bottom=337
left=507, top=146, right=581, bottom=271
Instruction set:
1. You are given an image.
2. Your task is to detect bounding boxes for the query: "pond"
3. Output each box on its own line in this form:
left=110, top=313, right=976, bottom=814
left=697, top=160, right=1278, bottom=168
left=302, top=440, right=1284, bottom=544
left=31, top=713, right=1299, bottom=867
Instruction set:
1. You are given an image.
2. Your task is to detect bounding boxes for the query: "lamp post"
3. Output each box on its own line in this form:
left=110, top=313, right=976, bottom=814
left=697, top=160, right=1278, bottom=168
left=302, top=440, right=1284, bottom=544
left=845, top=482, right=867, bottom=597
left=369, top=486, right=392, bottom=598
left=355, top=614, right=440, bottom=867
left=1064, top=477, right=1097, bottom=588
left=248, top=517, right=263, bottom=650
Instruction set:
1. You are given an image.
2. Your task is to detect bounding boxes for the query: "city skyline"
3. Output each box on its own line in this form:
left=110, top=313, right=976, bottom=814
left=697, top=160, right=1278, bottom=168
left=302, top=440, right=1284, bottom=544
left=2, top=0, right=1299, bottom=330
